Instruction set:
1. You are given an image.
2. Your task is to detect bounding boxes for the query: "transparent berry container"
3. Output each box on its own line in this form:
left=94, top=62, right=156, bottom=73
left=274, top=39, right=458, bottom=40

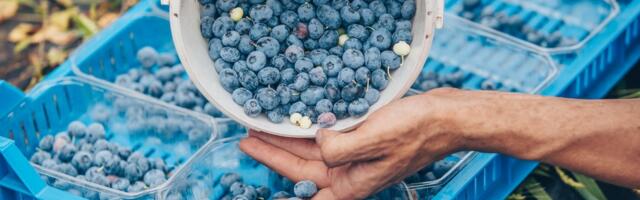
left=401, top=15, right=558, bottom=197
left=162, top=122, right=413, bottom=199
left=447, top=0, right=619, bottom=53
left=1, top=77, right=218, bottom=199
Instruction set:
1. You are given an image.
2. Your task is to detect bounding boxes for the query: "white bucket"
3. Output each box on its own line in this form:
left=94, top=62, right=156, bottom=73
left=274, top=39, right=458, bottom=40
left=164, top=0, right=444, bottom=138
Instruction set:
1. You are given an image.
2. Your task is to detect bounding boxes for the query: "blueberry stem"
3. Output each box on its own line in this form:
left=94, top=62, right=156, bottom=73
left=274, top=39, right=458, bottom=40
left=386, top=66, right=392, bottom=80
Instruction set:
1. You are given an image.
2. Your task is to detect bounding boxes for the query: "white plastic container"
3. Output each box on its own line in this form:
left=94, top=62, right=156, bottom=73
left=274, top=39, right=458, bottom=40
left=164, top=0, right=444, bottom=138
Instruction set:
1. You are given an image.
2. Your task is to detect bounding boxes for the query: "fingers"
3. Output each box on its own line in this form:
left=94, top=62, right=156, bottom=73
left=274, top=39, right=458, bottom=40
left=248, top=130, right=322, bottom=160
left=239, top=137, right=331, bottom=187
left=316, top=128, right=388, bottom=167
left=312, top=188, right=338, bottom=200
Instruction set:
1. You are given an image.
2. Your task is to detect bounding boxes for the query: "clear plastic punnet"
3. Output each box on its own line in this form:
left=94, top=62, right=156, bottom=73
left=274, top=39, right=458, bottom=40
left=0, top=77, right=217, bottom=199
left=446, top=0, right=619, bottom=53
left=162, top=133, right=413, bottom=200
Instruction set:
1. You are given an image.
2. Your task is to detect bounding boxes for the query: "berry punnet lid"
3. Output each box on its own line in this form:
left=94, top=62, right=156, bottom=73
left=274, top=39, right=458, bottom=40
left=163, top=0, right=444, bottom=138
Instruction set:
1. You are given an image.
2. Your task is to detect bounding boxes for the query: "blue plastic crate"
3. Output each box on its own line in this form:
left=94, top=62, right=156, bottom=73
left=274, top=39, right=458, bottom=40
left=432, top=1, right=640, bottom=199
left=0, top=77, right=218, bottom=199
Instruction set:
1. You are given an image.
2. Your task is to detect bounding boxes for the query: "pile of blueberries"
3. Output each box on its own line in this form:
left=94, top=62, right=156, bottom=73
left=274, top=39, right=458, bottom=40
left=208, top=173, right=318, bottom=200
left=114, top=46, right=225, bottom=118
left=403, top=152, right=466, bottom=184
left=457, top=0, right=574, bottom=48
left=411, top=70, right=498, bottom=92
left=200, top=0, right=416, bottom=128
left=30, top=121, right=170, bottom=198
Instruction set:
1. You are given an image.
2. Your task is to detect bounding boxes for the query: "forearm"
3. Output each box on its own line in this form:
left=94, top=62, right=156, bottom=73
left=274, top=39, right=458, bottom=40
left=441, top=90, right=640, bottom=188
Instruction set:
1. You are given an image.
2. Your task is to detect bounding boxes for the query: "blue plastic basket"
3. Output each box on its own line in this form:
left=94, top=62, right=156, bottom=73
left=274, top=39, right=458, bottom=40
left=431, top=1, right=640, bottom=199
left=0, top=77, right=218, bottom=199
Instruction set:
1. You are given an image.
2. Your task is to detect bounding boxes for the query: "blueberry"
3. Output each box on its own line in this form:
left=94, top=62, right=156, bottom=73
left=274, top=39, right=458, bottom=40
left=281, top=0, right=298, bottom=10
left=462, top=0, right=481, bottom=10
left=354, top=67, right=370, bottom=85
left=266, top=0, right=284, bottom=14
left=67, top=121, right=87, bottom=139
left=137, top=47, right=158, bottom=68
left=219, top=68, right=240, bottom=92
left=204, top=103, right=223, bottom=117
left=124, top=164, right=145, bottom=182
left=233, top=60, right=249, bottom=72
left=155, top=67, right=174, bottom=83
left=304, top=39, right=318, bottom=49
left=329, top=46, right=344, bottom=56
left=258, top=67, right=281, bottom=86
left=220, top=47, right=241, bottom=62
left=308, top=18, right=325, bottom=39
left=208, top=38, right=223, bottom=60
left=280, top=11, right=300, bottom=28
left=175, top=92, right=197, bottom=108
left=256, top=186, right=271, bottom=199
left=250, top=5, right=274, bottom=22
left=289, top=101, right=307, bottom=114
left=267, top=107, right=286, bottom=123
left=308, top=67, right=327, bottom=86
left=112, top=178, right=131, bottom=191
left=371, top=69, right=389, bottom=90
left=38, top=135, right=55, bottom=152
left=277, top=84, right=292, bottom=104
left=324, top=84, right=341, bottom=102
left=56, top=143, right=77, bottom=162
left=230, top=182, right=246, bottom=196
left=401, top=0, right=416, bottom=19
left=216, top=0, right=238, bottom=11
left=396, top=20, right=412, bottom=30
left=318, top=30, right=339, bottom=49
left=433, top=160, right=456, bottom=177
left=235, top=18, right=253, bottom=34
left=294, top=180, right=317, bottom=198
left=369, top=29, right=392, bottom=50
left=343, top=38, right=362, bottom=50
left=271, top=25, right=290, bottom=42
left=127, top=152, right=151, bottom=172
left=368, top=1, right=386, bottom=17
left=317, top=5, right=341, bottom=29
left=271, top=54, right=289, bottom=70
left=280, top=68, right=296, bottom=84
left=30, top=151, right=51, bottom=165
left=331, top=0, right=348, bottom=8
left=337, top=68, right=355, bottom=87
left=257, top=88, right=281, bottom=110
left=239, top=70, right=260, bottom=91
left=359, top=8, right=376, bottom=26
left=346, top=24, right=368, bottom=41
left=340, top=6, right=361, bottom=25
left=212, top=16, right=235, bottom=37
left=317, top=112, right=337, bottom=128
left=93, top=139, right=110, bottom=152
left=93, top=150, right=113, bottom=167
left=393, top=28, right=412, bottom=44
left=117, top=146, right=131, bottom=160
left=232, top=88, right=254, bottom=105
left=243, top=99, right=263, bottom=117
left=342, top=49, right=365, bottom=69
left=250, top=23, right=270, bottom=41
left=315, top=99, right=333, bottom=113
left=56, top=163, right=78, bottom=176
left=143, top=169, right=166, bottom=187
left=256, top=37, right=281, bottom=57
left=318, top=56, right=342, bottom=78
left=380, top=50, right=401, bottom=70
left=480, top=80, right=497, bottom=90
left=215, top=58, right=232, bottom=73
left=348, top=98, right=369, bottom=117
left=247, top=51, right=268, bottom=71
left=222, top=31, right=241, bottom=46
left=285, top=45, right=305, bottom=63
left=41, top=158, right=58, bottom=169
left=301, top=86, right=325, bottom=106
left=384, top=0, right=402, bottom=18
left=201, top=3, right=216, bottom=18
left=286, top=34, right=304, bottom=47
left=308, top=49, right=328, bottom=66
left=364, top=88, right=380, bottom=104
left=364, top=47, right=382, bottom=70
left=295, top=3, right=315, bottom=22
left=220, top=173, right=242, bottom=189
left=249, top=0, right=265, bottom=4
left=294, top=57, right=313, bottom=73
left=341, top=82, right=364, bottom=102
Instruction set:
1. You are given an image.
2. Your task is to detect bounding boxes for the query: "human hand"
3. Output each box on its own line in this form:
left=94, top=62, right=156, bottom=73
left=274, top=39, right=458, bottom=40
left=239, top=88, right=468, bottom=199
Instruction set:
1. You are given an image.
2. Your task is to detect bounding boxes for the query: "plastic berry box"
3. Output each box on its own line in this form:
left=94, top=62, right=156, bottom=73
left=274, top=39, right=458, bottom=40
left=446, top=0, right=619, bottom=53
left=162, top=133, right=413, bottom=200
left=0, top=77, right=218, bottom=199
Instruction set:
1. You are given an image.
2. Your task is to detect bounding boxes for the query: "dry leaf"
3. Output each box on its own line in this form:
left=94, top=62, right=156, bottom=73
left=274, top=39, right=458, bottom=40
left=50, top=8, right=77, bottom=30
left=44, top=26, right=78, bottom=46
left=47, top=47, right=68, bottom=66
left=56, top=0, right=73, bottom=7
left=72, top=13, right=99, bottom=38
left=0, top=0, right=19, bottom=23
left=97, top=13, right=119, bottom=28
left=14, top=38, right=32, bottom=53
left=8, top=23, right=35, bottom=42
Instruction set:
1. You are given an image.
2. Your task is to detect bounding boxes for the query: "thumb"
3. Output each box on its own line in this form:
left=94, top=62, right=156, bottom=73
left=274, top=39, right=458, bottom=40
left=315, top=128, right=387, bottom=167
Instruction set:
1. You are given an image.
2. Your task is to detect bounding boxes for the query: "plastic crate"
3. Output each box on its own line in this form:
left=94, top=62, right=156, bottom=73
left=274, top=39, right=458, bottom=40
left=0, top=77, right=218, bottom=199
left=434, top=0, right=640, bottom=199
left=446, top=0, right=619, bottom=53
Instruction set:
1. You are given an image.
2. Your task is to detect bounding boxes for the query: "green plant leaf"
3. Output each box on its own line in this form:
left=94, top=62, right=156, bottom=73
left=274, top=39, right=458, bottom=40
left=72, top=13, right=99, bottom=38
left=523, top=178, right=552, bottom=200
left=573, top=172, right=607, bottom=200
